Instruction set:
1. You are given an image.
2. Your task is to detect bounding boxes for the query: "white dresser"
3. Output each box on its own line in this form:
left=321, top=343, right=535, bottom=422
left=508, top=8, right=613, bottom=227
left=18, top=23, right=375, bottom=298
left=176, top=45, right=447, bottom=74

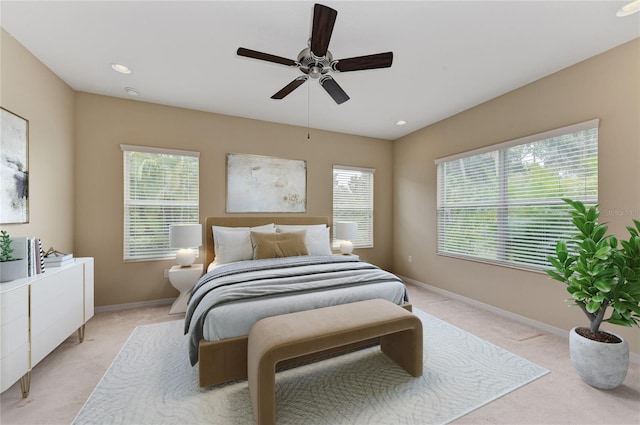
left=0, top=258, right=94, bottom=397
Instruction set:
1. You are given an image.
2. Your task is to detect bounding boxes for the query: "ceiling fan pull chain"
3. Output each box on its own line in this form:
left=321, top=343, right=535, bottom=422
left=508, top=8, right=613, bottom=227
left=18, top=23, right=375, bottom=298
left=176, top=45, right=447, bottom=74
left=307, top=81, right=311, bottom=140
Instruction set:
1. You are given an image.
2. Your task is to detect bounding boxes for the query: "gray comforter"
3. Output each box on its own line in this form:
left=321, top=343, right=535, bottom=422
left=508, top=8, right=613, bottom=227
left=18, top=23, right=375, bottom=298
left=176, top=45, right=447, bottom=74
left=184, top=255, right=407, bottom=365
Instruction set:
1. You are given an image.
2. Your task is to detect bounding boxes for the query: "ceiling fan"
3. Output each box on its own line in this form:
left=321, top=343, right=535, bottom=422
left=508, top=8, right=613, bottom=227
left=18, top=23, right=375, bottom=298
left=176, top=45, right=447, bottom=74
left=237, top=3, right=393, bottom=105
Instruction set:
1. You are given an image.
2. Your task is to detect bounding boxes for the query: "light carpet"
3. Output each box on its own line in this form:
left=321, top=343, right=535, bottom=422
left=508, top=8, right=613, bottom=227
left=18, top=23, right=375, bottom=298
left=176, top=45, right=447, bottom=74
left=72, top=309, right=548, bottom=425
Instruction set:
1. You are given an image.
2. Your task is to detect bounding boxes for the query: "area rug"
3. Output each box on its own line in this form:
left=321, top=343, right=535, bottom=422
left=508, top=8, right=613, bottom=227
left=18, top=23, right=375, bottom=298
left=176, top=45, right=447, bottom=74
left=72, top=309, right=548, bottom=425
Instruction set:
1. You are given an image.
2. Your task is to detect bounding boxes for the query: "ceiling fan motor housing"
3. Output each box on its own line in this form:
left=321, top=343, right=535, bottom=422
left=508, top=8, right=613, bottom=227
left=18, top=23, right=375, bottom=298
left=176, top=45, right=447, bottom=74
left=298, top=47, right=333, bottom=79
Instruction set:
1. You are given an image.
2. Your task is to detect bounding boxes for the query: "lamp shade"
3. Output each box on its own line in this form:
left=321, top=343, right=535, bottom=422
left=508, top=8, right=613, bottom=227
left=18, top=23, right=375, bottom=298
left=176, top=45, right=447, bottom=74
left=169, top=224, right=202, bottom=266
left=335, top=221, right=358, bottom=242
left=169, top=224, right=202, bottom=248
left=335, top=221, right=357, bottom=255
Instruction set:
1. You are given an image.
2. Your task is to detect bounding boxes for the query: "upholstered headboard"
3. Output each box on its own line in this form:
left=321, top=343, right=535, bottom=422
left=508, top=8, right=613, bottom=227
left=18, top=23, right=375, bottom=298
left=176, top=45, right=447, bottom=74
left=204, top=216, right=330, bottom=267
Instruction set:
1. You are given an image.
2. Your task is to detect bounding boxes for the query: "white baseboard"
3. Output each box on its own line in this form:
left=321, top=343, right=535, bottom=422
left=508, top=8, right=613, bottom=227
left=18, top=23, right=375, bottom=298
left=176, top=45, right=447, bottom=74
left=400, top=275, right=640, bottom=365
left=95, top=298, right=174, bottom=313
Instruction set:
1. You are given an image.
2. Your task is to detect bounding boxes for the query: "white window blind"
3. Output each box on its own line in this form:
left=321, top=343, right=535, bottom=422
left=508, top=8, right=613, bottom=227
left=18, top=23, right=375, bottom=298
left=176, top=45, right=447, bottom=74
left=435, top=119, right=598, bottom=270
left=332, top=166, right=375, bottom=248
left=121, top=145, right=200, bottom=262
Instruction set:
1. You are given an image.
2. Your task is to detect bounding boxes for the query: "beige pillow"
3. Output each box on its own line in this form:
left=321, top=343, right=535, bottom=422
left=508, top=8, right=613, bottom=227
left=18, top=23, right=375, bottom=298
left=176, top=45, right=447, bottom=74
left=250, top=230, right=308, bottom=259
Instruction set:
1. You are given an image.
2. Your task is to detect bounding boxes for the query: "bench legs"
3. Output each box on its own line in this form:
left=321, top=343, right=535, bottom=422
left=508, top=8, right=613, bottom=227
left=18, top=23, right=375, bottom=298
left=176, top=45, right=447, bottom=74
left=381, top=328, right=423, bottom=377
left=250, top=360, right=276, bottom=425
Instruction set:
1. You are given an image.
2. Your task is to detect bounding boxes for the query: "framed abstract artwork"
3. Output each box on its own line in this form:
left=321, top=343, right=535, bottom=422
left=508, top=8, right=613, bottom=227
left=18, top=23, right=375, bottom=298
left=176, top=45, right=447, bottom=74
left=1, top=107, right=29, bottom=224
left=226, top=153, right=306, bottom=213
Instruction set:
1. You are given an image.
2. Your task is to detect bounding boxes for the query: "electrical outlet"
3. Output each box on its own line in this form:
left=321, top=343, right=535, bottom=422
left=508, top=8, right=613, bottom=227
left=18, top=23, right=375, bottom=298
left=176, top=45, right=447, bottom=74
left=408, top=255, right=412, bottom=263
left=164, top=269, right=169, bottom=278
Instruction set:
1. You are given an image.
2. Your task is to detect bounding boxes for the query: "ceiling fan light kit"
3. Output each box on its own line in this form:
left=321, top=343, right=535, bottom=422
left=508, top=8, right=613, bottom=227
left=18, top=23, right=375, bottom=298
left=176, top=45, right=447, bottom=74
left=237, top=3, right=393, bottom=104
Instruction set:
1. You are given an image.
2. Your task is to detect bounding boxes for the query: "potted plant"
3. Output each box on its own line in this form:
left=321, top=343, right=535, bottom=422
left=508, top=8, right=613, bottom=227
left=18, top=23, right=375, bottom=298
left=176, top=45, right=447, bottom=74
left=0, top=230, right=27, bottom=282
left=546, top=199, right=640, bottom=389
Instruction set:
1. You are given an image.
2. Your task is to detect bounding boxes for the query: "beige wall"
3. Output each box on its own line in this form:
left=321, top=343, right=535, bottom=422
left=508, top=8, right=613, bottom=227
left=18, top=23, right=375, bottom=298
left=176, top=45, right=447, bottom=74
left=392, top=38, right=640, bottom=354
left=0, top=29, right=75, bottom=252
left=74, top=93, right=394, bottom=307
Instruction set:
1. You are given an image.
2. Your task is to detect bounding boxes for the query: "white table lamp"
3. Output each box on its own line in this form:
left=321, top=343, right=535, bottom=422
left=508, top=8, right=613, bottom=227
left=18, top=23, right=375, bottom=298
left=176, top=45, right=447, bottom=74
left=169, top=223, right=202, bottom=267
left=335, top=221, right=358, bottom=255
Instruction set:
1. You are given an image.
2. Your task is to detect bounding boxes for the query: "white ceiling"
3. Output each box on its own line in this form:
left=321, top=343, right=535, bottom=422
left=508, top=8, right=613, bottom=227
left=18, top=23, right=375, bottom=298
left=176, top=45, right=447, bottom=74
left=1, top=1, right=638, bottom=140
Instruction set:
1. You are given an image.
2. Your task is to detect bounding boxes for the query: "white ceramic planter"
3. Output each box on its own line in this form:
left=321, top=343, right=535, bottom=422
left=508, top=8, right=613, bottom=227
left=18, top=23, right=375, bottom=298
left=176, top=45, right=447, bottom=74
left=0, top=259, right=27, bottom=282
left=569, top=327, right=629, bottom=390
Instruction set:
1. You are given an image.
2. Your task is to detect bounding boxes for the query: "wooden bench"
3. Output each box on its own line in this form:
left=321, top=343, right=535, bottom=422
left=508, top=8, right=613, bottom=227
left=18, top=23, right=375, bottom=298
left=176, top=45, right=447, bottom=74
left=247, top=299, right=423, bottom=425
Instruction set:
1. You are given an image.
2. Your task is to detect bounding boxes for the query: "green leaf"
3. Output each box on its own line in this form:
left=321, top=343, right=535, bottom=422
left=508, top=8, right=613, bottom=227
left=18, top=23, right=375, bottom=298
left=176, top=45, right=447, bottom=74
left=574, top=263, right=589, bottom=276
left=594, top=269, right=616, bottom=281
left=618, top=291, right=635, bottom=301
left=626, top=286, right=640, bottom=298
left=586, top=206, right=599, bottom=222
left=606, top=318, right=633, bottom=327
left=566, top=285, right=581, bottom=294
left=564, top=198, right=586, bottom=214
left=584, top=221, right=594, bottom=236
left=546, top=269, right=566, bottom=282
left=573, top=217, right=586, bottom=232
left=627, top=220, right=640, bottom=237
left=619, top=302, right=640, bottom=315
left=592, top=225, right=608, bottom=242
left=594, top=246, right=612, bottom=260
left=573, top=291, right=590, bottom=301
left=557, top=248, right=568, bottom=263
left=586, top=300, right=601, bottom=313
left=547, top=256, right=564, bottom=272
left=583, top=238, right=597, bottom=253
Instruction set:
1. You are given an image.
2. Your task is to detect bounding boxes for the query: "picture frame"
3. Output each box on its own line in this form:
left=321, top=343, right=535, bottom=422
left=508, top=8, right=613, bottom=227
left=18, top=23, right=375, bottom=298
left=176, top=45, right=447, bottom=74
left=1, top=107, right=29, bottom=224
left=226, top=153, right=307, bottom=213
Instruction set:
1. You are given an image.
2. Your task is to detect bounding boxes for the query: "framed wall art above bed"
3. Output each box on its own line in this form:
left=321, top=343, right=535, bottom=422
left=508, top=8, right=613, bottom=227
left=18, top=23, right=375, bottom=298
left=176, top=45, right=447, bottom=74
left=226, top=153, right=306, bottom=213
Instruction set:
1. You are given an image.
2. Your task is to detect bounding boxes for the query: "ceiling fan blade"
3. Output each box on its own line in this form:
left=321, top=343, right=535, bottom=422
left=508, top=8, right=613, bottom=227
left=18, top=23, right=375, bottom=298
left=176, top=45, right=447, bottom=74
left=310, top=4, right=337, bottom=57
left=271, top=76, right=309, bottom=99
left=237, top=47, right=297, bottom=67
left=333, top=52, right=394, bottom=72
left=319, top=75, right=349, bottom=104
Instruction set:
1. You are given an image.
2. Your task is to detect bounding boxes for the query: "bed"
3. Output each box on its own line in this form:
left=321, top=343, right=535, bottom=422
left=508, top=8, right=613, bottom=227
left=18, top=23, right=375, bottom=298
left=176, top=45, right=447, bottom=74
left=185, top=216, right=411, bottom=387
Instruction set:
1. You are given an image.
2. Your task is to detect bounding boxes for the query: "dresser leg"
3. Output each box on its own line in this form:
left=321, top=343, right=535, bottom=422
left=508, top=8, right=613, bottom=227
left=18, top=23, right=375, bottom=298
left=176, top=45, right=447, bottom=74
left=20, top=371, right=31, bottom=398
left=78, top=324, right=86, bottom=343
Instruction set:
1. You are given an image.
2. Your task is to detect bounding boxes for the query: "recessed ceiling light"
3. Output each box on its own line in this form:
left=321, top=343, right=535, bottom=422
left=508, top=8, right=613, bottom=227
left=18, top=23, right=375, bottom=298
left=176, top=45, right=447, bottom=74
left=617, top=0, right=640, bottom=16
left=125, top=87, right=139, bottom=96
left=111, top=63, right=132, bottom=74
left=395, top=120, right=407, bottom=126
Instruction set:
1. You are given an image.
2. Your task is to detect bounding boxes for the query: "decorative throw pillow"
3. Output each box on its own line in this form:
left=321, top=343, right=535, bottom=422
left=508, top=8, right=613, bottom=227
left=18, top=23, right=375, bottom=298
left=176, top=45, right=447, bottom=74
left=275, top=224, right=331, bottom=256
left=212, top=224, right=275, bottom=264
left=250, top=230, right=309, bottom=259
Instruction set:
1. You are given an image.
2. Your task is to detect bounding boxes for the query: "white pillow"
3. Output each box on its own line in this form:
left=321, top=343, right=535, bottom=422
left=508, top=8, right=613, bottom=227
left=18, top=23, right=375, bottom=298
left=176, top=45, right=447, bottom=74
left=276, top=224, right=331, bottom=256
left=212, top=224, right=275, bottom=264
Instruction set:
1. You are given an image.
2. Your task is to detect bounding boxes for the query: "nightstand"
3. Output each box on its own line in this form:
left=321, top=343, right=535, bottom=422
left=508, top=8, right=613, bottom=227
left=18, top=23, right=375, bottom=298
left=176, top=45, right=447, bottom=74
left=334, top=253, right=359, bottom=259
left=168, top=264, right=203, bottom=314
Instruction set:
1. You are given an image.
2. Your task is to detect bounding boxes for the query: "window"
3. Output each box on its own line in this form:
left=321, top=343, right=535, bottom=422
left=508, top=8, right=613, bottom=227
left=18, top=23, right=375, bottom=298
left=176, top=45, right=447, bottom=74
left=121, top=145, right=200, bottom=262
left=332, top=166, right=374, bottom=248
left=436, top=119, right=598, bottom=270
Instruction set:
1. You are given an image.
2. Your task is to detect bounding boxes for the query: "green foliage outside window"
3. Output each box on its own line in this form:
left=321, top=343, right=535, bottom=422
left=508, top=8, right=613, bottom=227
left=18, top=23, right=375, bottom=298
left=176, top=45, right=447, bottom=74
left=438, top=125, right=598, bottom=270
left=124, top=148, right=199, bottom=261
